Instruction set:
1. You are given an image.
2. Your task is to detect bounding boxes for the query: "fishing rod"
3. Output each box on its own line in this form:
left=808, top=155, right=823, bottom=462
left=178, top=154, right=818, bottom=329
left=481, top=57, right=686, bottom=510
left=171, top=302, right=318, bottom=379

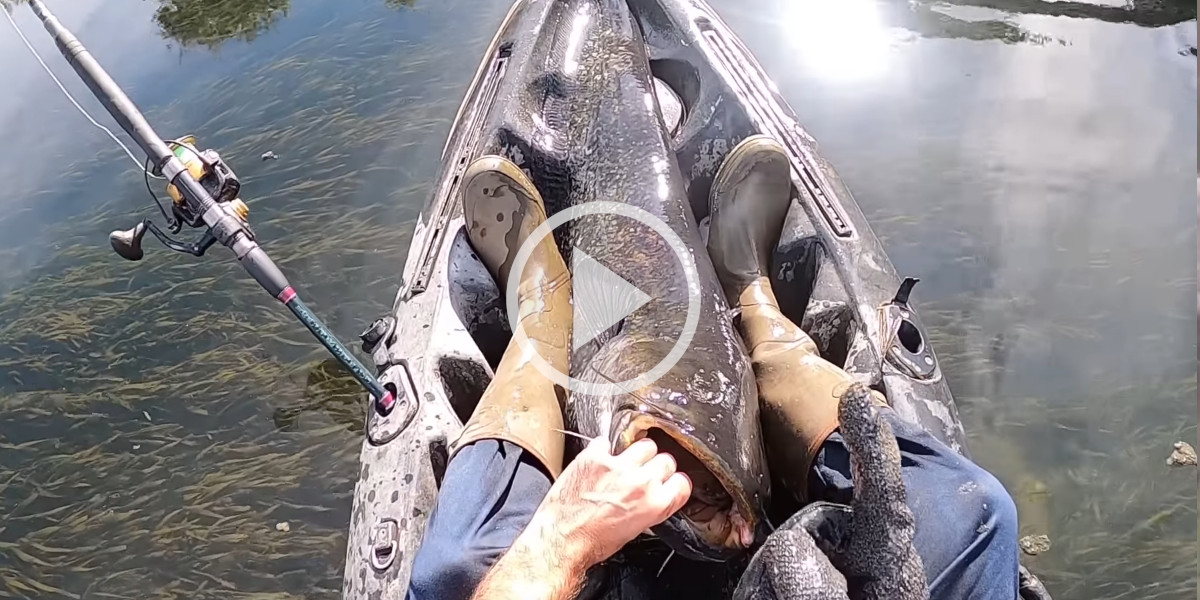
left=19, top=0, right=398, bottom=414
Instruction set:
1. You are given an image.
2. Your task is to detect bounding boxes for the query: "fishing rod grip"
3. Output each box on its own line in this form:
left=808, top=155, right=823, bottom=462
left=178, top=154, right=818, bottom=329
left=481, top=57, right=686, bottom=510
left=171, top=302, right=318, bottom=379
left=239, top=245, right=394, bottom=407
left=285, top=294, right=393, bottom=407
left=239, top=245, right=291, bottom=299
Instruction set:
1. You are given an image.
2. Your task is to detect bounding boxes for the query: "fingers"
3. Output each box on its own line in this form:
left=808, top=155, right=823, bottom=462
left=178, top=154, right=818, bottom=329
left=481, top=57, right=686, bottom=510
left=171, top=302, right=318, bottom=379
left=643, top=451, right=678, bottom=483
left=616, top=437, right=658, bottom=465
left=655, top=472, right=692, bottom=515
left=581, top=435, right=610, bottom=457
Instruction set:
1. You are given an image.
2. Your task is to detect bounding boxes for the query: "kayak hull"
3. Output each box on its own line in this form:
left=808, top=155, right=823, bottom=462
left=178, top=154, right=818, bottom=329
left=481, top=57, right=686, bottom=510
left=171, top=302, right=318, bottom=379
left=343, top=0, right=965, bottom=597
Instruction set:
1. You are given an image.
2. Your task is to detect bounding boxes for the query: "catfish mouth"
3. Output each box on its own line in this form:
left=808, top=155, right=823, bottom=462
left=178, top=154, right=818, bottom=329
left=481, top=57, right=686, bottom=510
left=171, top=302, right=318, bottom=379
left=614, top=412, right=755, bottom=555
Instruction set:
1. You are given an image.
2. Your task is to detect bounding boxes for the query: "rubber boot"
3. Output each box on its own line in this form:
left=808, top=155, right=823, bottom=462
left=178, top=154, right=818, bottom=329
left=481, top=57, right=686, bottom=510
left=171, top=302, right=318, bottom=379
left=707, top=135, right=886, bottom=502
left=451, top=156, right=572, bottom=479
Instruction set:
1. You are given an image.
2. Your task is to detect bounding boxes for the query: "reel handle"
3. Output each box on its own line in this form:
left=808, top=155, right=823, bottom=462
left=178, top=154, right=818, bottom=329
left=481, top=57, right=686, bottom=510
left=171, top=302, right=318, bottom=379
left=109, top=220, right=218, bottom=260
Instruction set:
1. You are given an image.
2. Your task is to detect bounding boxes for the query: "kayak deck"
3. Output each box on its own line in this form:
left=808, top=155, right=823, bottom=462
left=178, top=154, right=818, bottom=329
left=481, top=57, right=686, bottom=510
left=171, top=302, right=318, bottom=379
left=343, top=0, right=962, bottom=597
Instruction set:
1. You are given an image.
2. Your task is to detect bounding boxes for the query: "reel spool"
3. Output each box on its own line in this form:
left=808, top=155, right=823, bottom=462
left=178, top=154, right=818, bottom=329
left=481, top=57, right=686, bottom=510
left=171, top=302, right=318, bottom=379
left=109, top=135, right=249, bottom=261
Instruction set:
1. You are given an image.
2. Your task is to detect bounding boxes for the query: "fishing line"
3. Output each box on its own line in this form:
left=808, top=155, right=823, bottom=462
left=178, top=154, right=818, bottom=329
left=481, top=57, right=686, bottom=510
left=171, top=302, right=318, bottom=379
left=554, top=428, right=596, bottom=443
left=144, top=157, right=176, bottom=226
left=3, top=6, right=161, bottom=178
left=656, top=549, right=675, bottom=577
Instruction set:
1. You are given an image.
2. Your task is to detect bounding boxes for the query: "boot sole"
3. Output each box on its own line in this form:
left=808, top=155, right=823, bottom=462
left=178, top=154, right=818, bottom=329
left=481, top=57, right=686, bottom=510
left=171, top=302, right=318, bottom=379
left=461, top=156, right=549, bottom=288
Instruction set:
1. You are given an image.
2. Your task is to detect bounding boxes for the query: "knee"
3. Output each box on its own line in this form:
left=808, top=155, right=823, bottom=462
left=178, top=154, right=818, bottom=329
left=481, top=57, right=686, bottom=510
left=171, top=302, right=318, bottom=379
left=889, top=417, right=1018, bottom=543
left=928, top=457, right=1019, bottom=571
left=408, top=533, right=488, bottom=600
left=917, top=461, right=1021, bottom=595
left=960, top=465, right=1019, bottom=541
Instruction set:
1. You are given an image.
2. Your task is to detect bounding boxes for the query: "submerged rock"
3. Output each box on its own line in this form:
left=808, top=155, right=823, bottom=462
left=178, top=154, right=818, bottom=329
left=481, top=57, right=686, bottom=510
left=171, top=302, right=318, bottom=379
left=1019, top=534, right=1051, bottom=556
left=1166, top=441, right=1196, bottom=467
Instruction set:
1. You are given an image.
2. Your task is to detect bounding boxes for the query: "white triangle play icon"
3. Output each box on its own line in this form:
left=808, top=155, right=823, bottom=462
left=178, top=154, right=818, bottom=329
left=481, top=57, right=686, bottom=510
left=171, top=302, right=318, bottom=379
left=571, top=247, right=652, bottom=350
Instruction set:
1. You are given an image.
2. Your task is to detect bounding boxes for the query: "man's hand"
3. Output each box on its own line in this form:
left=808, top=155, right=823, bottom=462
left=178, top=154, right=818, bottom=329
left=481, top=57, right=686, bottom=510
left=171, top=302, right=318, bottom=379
left=534, top=436, right=694, bottom=568
left=471, top=436, right=693, bottom=600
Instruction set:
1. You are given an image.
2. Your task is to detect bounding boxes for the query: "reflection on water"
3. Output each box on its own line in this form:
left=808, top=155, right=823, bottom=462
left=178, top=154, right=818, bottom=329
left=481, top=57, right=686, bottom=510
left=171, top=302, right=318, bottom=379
left=763, top=0, right=1199, bottom=50
left=152, top=0, right=418, bottom=49
left=952, top=0, right=1196, bottom=28
left=153, top=0, right=292, bottom=48
left=787, top=0, right=895, bottom=82
left=0, top=0, right=1194, bottom=598
left=1, top=0, right=422, bottom=49
left=903, top=0, right=1198, bottom=43
left=883, top=1, right=1065, bottom=45
left=272, top=359, right=367, bottom=436
left=724, top=1, right=1197, bottom=598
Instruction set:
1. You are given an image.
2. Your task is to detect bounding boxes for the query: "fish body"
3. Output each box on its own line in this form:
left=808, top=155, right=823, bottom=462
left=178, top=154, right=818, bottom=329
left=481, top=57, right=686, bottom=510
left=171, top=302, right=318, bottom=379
left=544, top=0, right=769, bottom=561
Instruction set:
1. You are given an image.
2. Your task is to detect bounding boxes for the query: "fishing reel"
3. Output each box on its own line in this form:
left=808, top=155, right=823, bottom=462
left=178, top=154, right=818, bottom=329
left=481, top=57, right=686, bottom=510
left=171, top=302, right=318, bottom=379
left=110, top=136, right=251, bottom=261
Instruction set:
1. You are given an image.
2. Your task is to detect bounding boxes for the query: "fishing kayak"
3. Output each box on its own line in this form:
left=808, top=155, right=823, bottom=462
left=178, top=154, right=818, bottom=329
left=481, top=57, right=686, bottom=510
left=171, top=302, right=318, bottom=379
left=343, top=0, right=974, bottom=596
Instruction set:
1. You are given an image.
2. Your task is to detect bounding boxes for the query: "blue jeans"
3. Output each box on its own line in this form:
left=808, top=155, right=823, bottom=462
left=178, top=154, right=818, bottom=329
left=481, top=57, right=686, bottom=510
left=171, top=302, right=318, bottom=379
left=407, top=439, right=552, bottom=600
left=808, top=407, right=1020, bottom=599
left=410, top=411, right=1020, bottom=600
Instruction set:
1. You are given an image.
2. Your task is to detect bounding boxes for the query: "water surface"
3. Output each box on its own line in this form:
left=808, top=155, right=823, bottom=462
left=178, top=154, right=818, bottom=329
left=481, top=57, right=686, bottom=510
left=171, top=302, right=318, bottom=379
left=0, top=0, right=1194, bottom=598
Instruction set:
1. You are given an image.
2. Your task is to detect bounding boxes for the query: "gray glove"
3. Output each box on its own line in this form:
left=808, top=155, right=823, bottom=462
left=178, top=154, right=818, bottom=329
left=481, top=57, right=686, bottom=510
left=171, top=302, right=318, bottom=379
left=732, top=503, right=849, bottom=600
left=734, top=383, right=928, bottom=600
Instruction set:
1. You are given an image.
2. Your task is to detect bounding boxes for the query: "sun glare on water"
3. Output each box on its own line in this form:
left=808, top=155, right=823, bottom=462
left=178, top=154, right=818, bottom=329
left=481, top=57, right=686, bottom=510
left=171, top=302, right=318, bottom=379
left=786, top=0, right=894, bottom=83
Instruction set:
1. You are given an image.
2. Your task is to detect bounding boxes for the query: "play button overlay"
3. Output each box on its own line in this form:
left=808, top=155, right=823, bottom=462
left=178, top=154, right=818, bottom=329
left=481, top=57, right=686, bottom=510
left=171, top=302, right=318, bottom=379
left=505, top=201, right=701, bottom=397
left=570, top=248, right=651, bottom=350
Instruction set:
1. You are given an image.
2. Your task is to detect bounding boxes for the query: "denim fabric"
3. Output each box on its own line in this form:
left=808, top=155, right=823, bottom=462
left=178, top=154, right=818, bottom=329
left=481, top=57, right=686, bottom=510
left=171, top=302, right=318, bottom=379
left=809, top=407, right=1021, bottom=600
left=407, top=440, right=551, bottom=600
left=411, top=409, right=1020, bottom=600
